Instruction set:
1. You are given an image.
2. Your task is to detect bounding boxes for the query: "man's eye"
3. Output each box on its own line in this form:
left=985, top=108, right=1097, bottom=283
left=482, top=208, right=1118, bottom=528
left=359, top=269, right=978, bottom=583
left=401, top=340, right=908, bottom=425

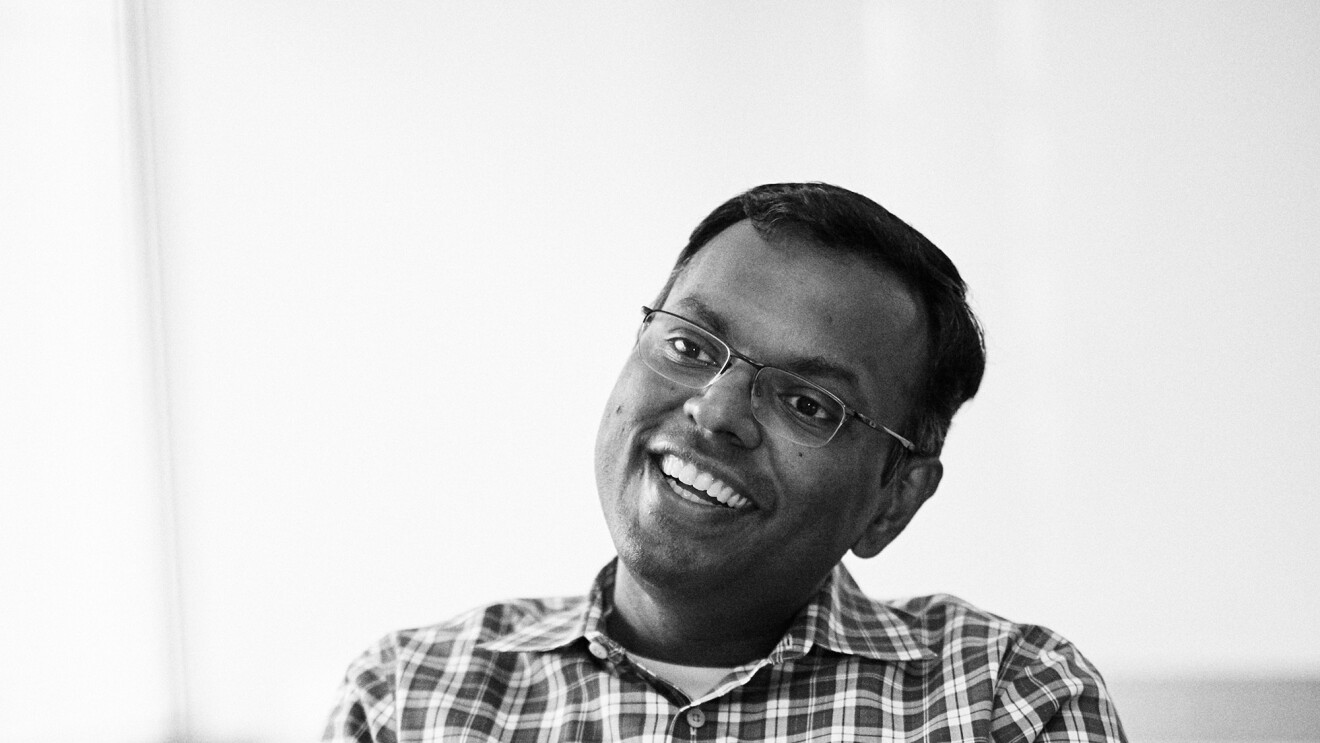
left=783, top=393, right=836, bottom=422
left=665, top=335, right=718, bottom=365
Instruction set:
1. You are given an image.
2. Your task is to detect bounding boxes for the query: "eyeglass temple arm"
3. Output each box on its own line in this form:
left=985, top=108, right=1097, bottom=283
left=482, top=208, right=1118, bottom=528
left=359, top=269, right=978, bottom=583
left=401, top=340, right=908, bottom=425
left=851, top=410, right=916, bottom=452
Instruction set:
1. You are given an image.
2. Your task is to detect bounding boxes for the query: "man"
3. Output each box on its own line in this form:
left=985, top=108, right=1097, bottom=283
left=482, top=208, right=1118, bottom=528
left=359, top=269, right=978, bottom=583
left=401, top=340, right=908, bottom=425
left=326, top=183, right=1126, bottom=741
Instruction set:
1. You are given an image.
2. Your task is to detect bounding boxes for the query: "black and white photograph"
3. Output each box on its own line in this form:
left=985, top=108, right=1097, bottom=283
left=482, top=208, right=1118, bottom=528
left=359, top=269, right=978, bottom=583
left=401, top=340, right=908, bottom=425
left=3, top=2, right=1317, bottom=741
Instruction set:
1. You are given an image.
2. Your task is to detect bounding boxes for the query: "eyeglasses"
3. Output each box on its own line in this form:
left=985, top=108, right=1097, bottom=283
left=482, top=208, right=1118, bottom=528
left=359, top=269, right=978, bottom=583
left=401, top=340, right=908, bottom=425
left=636, top=306, right=915, bottom=450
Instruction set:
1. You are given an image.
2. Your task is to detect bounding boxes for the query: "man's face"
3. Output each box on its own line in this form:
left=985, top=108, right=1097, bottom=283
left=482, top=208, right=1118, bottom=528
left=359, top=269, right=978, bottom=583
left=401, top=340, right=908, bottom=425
left=594, top=220, right=934, bottom=611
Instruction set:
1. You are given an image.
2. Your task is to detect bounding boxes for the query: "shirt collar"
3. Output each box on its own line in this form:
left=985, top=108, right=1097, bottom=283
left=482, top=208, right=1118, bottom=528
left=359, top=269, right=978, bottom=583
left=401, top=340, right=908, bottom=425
left=477, top=561, right=616, bottom=653
left=481, top=560, right=934, bottom=664
left=782, top=562, right=935, bottom=663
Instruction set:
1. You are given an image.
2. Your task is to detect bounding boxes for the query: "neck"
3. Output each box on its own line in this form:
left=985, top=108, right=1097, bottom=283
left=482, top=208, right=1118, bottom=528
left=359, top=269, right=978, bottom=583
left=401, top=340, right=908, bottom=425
left=607, top=562, right=821, bottom=666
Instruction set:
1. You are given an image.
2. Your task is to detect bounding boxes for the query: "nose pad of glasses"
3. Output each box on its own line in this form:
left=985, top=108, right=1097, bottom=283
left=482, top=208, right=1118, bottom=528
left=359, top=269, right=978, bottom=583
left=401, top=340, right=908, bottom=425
left=704, top=358, right=757, bottom=392
left=749, top=372, right=765, bottom=398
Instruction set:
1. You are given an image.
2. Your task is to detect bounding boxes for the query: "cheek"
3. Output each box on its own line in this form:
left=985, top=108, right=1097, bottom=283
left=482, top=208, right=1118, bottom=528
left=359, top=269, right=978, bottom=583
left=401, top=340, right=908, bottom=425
left=759, top=444, right=837, bottom=516
left=596, top=366, right=640, bottom=443
left=594, top=361, right=662, bottom=481
left=770, top=445, right=884, bottom=514
left=594, top=389, right=628, bottom=479
left=600, top=360, right=683, bottom=431
left=765, top=439, right=830, bottom=480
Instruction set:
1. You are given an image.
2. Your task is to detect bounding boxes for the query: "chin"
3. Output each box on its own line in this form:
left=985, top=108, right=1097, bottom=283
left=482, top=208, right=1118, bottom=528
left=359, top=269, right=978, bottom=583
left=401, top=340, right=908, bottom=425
left=614, top=530, right=737, bottom=595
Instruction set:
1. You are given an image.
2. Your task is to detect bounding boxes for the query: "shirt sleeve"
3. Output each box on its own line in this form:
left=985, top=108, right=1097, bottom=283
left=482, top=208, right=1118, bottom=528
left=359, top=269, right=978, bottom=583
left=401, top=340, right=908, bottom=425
left=323, top=637, right=400, bottom=743
left=991, top=626, right=1128, bottom=742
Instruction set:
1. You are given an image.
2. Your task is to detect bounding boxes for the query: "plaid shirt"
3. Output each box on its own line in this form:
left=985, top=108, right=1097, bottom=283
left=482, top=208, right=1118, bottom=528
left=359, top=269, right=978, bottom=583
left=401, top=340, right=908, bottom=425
left=325, top=561, right=1126, bottom=742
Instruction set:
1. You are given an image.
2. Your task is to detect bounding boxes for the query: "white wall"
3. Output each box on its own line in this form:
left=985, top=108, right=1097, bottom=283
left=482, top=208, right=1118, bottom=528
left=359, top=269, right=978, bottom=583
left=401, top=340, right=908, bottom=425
left=4, top=2, right=1318, bottom=741
left=0, top=1, right=176, bottom=740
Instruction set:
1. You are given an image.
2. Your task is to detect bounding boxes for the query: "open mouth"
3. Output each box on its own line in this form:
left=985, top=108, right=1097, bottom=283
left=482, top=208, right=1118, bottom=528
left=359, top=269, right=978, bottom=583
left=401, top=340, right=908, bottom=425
left=658, top=453, right=752, bottom=510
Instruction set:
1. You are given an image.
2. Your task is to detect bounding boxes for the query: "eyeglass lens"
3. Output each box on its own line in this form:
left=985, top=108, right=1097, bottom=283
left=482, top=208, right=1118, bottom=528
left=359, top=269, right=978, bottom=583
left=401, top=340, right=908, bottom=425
left=638, top=312, right=847, bottom=447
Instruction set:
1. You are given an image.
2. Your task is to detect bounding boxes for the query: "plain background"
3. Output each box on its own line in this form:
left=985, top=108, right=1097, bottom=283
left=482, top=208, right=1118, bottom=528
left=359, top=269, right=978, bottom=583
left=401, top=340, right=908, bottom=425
left=2, top=1, right=1318, bottom=741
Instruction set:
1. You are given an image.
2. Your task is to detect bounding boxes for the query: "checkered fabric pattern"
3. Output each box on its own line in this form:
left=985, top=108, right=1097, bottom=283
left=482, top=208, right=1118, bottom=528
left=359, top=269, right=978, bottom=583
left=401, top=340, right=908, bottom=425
left=325, top=561, right=1126, bottom=742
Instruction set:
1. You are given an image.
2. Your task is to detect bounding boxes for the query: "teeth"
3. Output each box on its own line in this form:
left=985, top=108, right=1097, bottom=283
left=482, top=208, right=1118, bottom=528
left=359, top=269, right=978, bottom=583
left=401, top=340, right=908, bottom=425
left=659, top=454, right=751, bottom=510
left=678, top=462, right=698, bottom=485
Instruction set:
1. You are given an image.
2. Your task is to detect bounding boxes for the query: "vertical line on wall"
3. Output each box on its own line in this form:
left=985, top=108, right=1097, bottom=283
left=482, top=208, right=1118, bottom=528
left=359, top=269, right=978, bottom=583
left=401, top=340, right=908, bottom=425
left=116, top=0, right=190, bottom=739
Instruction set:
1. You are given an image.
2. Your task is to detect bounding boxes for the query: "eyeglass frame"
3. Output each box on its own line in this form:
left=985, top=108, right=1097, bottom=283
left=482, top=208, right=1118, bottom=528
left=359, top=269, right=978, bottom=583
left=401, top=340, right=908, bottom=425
left=637, top=306, right=917, bottom=452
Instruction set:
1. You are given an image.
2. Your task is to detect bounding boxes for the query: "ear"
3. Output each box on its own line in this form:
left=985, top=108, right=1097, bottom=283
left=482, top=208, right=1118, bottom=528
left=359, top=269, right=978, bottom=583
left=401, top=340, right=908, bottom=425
left=850, top=456, right=943, bottom=559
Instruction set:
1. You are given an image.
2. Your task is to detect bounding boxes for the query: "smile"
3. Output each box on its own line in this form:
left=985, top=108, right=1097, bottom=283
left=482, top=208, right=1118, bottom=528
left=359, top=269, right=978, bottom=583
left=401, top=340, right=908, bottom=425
left=659, top=454, right=752, bottom=510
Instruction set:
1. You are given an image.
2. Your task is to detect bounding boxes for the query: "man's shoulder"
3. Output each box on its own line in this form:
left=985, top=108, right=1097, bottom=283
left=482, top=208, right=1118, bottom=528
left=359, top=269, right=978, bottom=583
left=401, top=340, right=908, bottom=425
left=875, top=592, right=1087, bottom=665
left=349, top=594, right=589, bottom=672
left=880, top=592, right=1020, bottom=638
left=847, top=591, right=1124, bottom=738
left=414, top=594, right=586, bottom=641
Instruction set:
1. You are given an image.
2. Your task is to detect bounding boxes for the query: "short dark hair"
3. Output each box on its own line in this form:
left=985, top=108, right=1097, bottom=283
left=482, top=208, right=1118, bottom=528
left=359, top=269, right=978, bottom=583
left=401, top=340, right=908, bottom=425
left=654, top=182, right=985, bottom=457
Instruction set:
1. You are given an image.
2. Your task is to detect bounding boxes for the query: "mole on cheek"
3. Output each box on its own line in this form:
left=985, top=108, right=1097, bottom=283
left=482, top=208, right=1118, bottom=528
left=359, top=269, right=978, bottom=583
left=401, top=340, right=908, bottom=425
left=615, top=405, right=623, bottom=415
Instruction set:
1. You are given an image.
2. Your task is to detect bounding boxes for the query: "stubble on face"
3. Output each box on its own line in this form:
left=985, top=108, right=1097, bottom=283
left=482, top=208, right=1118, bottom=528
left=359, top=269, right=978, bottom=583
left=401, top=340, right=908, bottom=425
left=593, top=221, right=930, bottom=617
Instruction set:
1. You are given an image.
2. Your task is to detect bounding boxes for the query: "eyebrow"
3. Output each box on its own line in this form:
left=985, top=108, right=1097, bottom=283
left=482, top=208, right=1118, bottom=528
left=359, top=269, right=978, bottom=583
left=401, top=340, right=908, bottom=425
left=780, top=356, right=862, bottom=397
left=670, top=297, right=730, bottom=337
left=668, top=296, right=865, bottom=401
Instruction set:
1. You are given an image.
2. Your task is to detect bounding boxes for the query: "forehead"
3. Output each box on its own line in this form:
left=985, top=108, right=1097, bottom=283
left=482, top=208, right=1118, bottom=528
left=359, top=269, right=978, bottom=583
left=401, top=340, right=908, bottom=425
left=664, top=221, right=927, bottom=412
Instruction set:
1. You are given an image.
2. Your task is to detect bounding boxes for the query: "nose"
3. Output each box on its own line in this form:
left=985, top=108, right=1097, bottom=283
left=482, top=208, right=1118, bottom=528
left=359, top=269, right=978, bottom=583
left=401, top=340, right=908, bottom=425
left=682, top=363, right=763, bottom=449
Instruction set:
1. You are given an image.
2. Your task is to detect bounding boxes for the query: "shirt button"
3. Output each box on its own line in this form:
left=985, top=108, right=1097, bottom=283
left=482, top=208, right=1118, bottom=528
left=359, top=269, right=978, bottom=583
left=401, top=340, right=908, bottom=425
left=685, top=708, right=706, bottom=728
left=588, top=641, right=609, bottom=660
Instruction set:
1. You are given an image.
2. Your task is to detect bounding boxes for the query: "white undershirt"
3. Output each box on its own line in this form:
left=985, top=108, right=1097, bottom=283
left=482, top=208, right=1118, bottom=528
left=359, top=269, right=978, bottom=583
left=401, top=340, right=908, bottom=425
left=628, top=652, right=738, bottom=700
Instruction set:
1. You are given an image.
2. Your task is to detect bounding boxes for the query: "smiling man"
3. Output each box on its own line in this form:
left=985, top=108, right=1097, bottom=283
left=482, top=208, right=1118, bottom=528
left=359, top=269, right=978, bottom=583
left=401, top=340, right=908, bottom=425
left=326, top=183, right=1127, bottom=741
